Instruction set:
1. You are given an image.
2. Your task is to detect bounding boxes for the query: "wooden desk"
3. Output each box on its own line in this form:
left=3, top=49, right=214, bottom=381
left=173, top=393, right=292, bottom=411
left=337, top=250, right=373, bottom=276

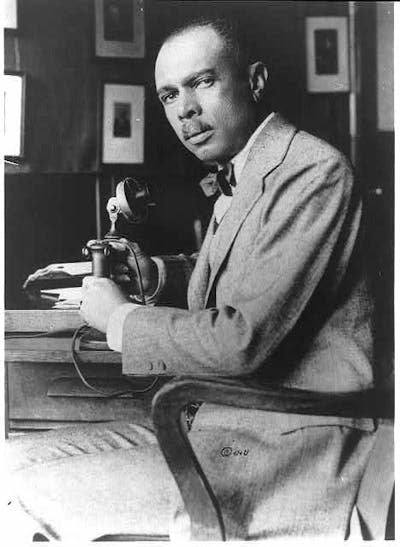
left=5, top=310, right=168, bottom=433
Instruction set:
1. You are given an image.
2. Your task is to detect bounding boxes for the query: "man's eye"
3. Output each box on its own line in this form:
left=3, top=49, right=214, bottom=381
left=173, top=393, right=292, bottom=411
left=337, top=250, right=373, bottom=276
left=195, top=77, right=214, bottom=88
left=160, top=92, right=177, bottom=104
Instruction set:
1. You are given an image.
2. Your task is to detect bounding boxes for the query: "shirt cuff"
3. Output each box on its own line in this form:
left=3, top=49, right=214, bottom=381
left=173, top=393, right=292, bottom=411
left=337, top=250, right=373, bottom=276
left=132, top=256, right=166, bottom=306
left=106, top=303, right=140, bottom=352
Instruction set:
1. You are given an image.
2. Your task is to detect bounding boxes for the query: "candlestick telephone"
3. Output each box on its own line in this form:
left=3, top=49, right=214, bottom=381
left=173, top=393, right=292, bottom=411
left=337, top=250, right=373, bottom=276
left=83, top=177, right=153, bottom=303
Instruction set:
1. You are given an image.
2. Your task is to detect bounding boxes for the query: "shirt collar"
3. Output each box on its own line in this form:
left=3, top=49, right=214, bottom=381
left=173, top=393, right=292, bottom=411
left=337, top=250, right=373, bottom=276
left=230, top=111, right=276, bottom=185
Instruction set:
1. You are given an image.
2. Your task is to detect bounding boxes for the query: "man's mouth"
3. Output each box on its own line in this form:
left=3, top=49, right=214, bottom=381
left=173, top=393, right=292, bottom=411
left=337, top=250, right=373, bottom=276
left=184, top=129, right=214, bottom=145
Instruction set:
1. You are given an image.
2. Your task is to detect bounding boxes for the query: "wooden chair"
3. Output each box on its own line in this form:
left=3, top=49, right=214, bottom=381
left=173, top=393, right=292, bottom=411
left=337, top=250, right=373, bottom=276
left=20, top=374, right=394, bottom=542
left=151, top=375, right=394, bottom=541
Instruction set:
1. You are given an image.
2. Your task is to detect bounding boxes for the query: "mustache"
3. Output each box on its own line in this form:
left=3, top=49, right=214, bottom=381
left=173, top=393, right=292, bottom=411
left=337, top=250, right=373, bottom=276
left=182, top=122, right=212, bottom=140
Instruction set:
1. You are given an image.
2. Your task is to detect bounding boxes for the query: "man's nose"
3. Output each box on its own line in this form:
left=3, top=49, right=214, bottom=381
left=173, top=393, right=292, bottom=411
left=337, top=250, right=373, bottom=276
left=177, top=91, right=201, bottom=120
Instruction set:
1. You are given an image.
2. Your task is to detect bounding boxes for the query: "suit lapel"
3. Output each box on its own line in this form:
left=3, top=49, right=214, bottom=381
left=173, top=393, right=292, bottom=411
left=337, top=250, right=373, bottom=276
left=204, top=114, right=297, bottom=306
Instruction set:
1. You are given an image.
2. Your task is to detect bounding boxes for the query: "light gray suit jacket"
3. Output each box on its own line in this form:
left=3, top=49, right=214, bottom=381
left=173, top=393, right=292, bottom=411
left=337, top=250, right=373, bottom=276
left=121, top=114, right=375, bottom=432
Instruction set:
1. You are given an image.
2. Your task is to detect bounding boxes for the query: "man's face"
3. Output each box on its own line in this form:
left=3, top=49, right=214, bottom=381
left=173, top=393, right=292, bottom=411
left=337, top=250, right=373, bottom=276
left=155, top=26, right=256, bottom=165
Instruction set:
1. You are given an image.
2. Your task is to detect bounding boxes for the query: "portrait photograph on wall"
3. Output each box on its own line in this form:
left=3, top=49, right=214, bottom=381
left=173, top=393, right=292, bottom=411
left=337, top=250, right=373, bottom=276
left=102, top=83, right=145, bottom=164
left=305, top=17, right=350, bottom=92
left=113, top=102, right=132, bottom=138
left=95, top=0, right=145, bottom=58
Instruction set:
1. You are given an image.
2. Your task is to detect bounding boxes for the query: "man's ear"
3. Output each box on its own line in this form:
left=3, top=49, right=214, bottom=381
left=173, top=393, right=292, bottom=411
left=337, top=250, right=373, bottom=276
left=248, top=62, right=268, bottom=103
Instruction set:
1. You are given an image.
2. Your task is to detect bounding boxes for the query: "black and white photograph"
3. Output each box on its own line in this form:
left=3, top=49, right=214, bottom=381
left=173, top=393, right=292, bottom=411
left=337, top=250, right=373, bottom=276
left=95, top=0, right=145, bottom=58
left=306, top=16, right=350, bottom=92
left=102, top=83, right=144, bottom=163
left=3, top=0, right=396, bottom=542
left=315, top=29, right=339, bottom=74
left=113, top=102, right=132, bottom=138
left=103, top=0, right=134, bottom=42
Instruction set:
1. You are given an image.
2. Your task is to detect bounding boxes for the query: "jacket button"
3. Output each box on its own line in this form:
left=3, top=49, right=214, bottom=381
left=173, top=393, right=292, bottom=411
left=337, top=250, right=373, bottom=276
left=157, top=361, right=166, bottom=373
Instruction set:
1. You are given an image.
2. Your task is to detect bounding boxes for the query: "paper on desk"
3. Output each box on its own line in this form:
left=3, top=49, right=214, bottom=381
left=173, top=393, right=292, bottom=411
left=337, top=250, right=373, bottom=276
left=43, top=287, right=82, bottom=309
left=23, top=261, right=93, bottom=293
left=40, top=262, right=92, bottom=276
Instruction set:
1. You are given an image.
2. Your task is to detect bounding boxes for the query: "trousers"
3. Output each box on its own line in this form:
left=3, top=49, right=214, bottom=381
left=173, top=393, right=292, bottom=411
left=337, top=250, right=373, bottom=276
left=5, top=418, right=376, bottom=541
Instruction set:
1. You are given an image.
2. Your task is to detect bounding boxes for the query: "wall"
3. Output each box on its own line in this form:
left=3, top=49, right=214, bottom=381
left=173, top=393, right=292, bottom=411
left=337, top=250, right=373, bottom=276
left=357, top=1, right=394, bottom=371
left=5, top=0, right=353, bottom=175
left=376, top=1, right=394, bottom=132
left=4, top=1, right=393, bottom=327
left=5, top=174, right=97, bottom=307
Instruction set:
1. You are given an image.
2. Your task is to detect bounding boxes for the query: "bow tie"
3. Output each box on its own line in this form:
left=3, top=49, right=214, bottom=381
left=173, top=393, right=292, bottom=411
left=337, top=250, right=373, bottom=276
left=199, top=163, right=236, bottom=197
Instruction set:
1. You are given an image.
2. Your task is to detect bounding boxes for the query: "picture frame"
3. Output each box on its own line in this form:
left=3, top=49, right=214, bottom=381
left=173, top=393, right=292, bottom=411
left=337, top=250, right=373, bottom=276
left=4, top=72, right=26, bottom=159
left=95, top=0, right=145, bottom=58
left=102, top=83, right=145, bottom=164
left=305, top=17, right=349, bottom=93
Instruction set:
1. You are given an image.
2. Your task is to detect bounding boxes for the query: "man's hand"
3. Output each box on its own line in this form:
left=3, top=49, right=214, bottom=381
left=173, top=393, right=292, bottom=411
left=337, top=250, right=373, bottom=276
left=110, top=239, right=159, bottom=297
left=80, top=276, right=130, bottom=333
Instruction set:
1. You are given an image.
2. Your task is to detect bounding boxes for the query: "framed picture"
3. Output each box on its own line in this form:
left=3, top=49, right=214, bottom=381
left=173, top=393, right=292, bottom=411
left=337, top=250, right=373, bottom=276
left=102, top=83, right=145, bottom=164
left=305, top=17, right=349, bottom=93
left=95, top=0, right=145, bottom=58
left=4, top=72, right=26, bottom=159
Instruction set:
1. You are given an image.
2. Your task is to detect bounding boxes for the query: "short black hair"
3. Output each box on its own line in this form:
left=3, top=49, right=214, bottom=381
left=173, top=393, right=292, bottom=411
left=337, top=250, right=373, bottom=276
left=161, top=16, right=251, bottom=77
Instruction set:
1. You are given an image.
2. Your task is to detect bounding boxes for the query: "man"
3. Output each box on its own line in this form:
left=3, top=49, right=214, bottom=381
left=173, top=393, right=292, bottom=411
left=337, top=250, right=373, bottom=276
left=7, top=18, right=376, bottom=540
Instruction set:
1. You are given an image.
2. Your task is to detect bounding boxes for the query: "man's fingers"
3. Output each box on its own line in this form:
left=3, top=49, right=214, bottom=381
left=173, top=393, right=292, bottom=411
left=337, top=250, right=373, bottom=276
left=113, top=264, right=129, bottom=274
left=82, top=276, right=112, bottom=290
left=82, top=275, right=97, bottom=290
left=111, top=274, right=131, bottom=284
left=122, top=240, right=145, bottom=258
left=115, top=238, right=145, bottom=260
left=107, top=240, right=127, bottom=253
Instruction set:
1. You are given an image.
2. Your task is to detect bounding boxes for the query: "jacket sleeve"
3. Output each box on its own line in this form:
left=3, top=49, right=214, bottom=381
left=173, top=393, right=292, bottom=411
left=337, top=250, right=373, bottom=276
left=121, top=153, right=358, bottom=376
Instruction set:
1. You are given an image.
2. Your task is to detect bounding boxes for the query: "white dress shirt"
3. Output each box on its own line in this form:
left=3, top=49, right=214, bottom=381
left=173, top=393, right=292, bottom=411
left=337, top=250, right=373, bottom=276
left=214, top=112, right=275, bottom=225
